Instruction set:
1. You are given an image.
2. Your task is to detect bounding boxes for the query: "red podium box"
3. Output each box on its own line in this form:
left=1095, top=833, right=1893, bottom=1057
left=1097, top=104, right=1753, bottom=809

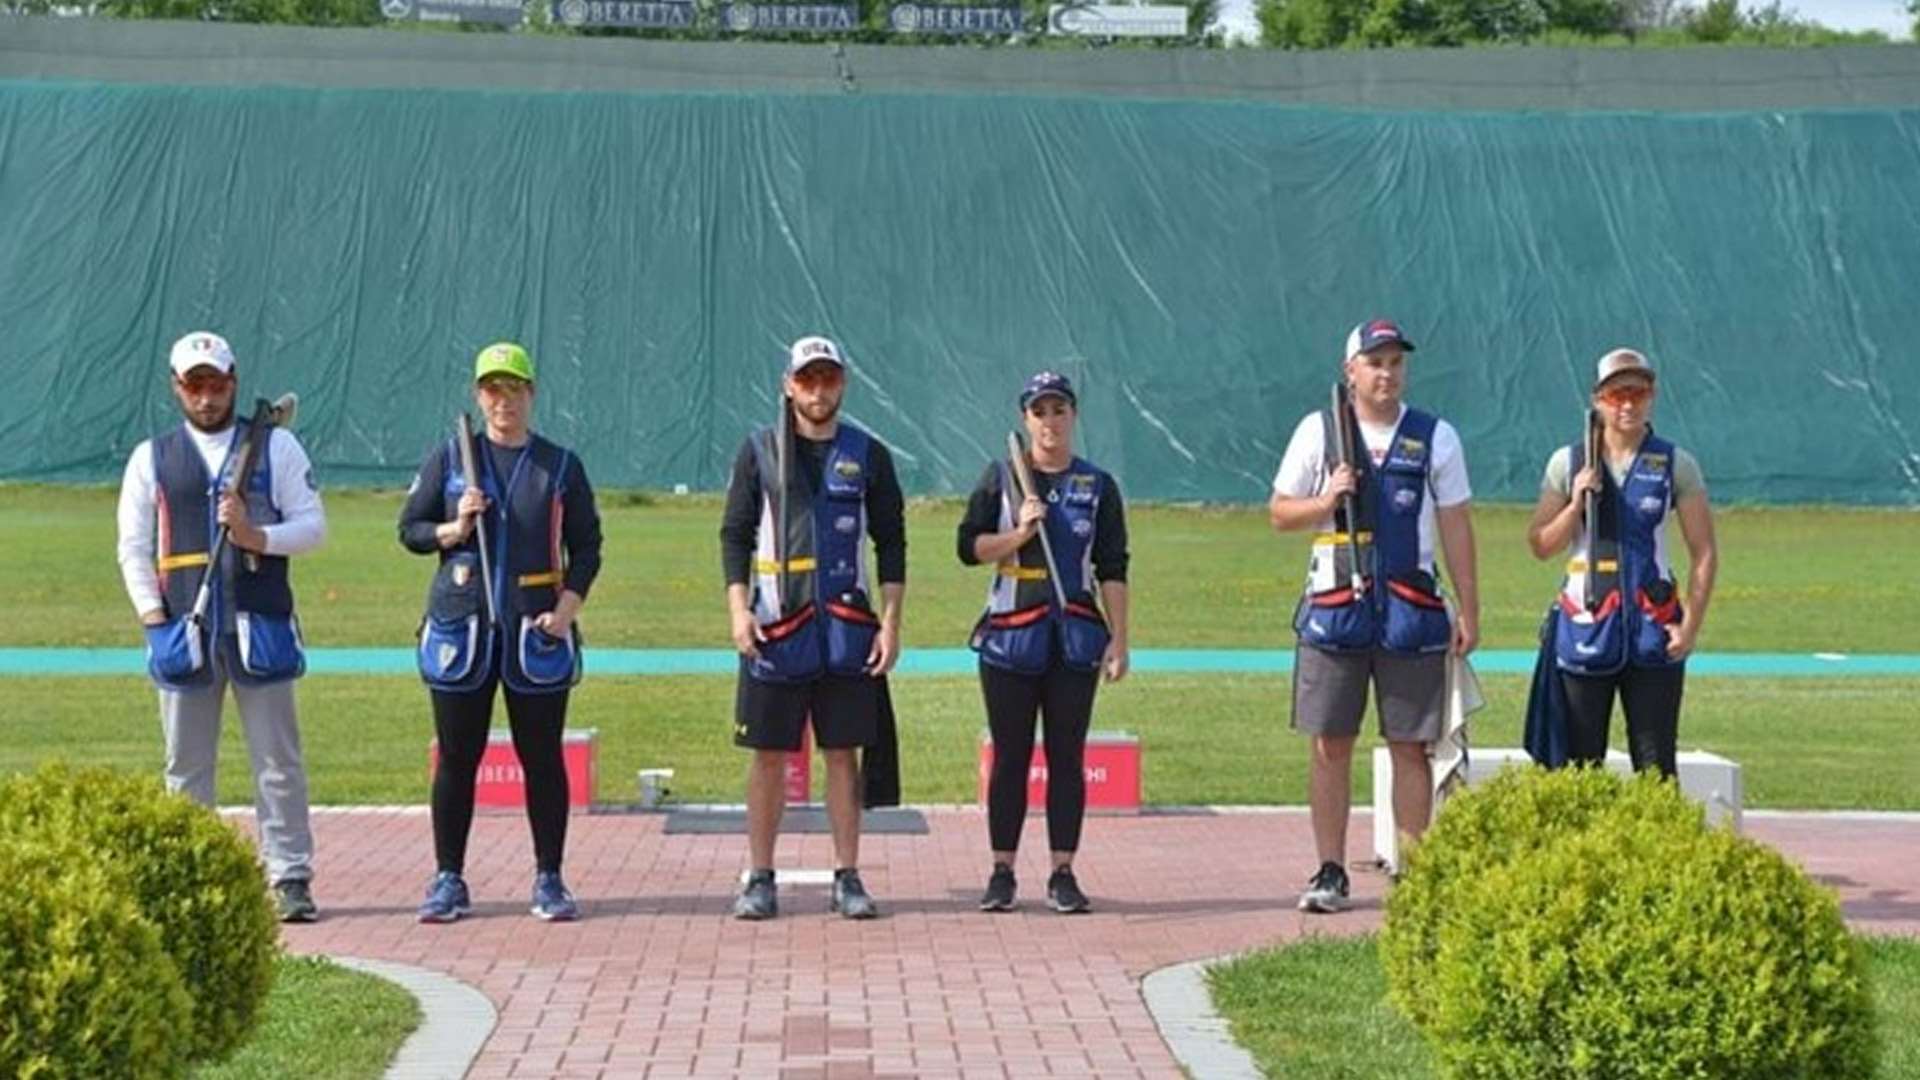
left=977, top=731, right=1141, bottom=814
left=429, top=728, right=597, bottom=809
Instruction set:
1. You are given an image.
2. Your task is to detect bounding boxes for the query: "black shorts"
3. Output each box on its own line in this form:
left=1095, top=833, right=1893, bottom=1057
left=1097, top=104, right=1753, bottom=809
left=734, top=662, right=880, bottom=751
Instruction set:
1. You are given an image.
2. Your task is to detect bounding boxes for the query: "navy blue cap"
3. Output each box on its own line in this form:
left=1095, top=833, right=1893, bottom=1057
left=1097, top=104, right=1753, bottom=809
left=1344, top=319, right=1416, bottom=359
left=1019, top=371, right=1077, bottom=411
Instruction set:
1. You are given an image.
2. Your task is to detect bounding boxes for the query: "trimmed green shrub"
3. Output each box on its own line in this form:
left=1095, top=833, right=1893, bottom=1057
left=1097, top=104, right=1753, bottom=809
left=1382, top=766, right=1877, bottom=1079
left=0, top=836, right=196, bottom=1079
left=0, top=764, right=279, bottom=1064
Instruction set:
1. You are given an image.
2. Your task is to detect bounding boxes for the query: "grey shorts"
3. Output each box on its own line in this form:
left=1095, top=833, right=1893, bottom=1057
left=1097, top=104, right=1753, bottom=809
left=1291, top=644, right=1445, bottom=743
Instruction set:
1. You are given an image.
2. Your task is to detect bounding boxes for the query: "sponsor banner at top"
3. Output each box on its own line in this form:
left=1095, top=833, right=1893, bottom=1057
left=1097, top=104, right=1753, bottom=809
left=553, top=0, right=696, bottom=25
left=887, top=2, right=1024, bottom=33
left=718, top=2, right=858, bottom=31
left=1047, top=3, right=1187, bottom=36
left=381, top=0, right=524, bottom=24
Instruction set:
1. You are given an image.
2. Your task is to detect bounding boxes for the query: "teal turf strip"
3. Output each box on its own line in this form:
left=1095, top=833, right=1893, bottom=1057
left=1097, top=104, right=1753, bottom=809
left=3, top=648, right=1917, bottom=677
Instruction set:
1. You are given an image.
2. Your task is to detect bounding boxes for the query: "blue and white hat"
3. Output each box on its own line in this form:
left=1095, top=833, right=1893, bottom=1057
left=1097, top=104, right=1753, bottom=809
left=1343, top=319, right=1415, bottom=361
left=1019, top=371, right=1076, bottom=411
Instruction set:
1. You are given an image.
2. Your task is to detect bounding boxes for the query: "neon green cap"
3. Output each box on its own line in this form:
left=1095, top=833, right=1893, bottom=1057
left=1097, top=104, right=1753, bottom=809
left=473, top=342, right=534, bottom=384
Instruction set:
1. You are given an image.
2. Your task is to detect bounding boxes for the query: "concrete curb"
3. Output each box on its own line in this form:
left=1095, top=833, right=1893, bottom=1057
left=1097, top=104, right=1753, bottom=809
left=1141, top=955, right=1262, bottom=1080
left=332, top=955, right=497, bottom=1080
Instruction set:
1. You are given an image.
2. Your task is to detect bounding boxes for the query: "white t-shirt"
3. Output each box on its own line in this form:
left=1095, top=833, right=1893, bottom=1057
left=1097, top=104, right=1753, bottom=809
left=116, top=424, right=326, bottom=617
left=1270, top=404, right=1471, bottom=575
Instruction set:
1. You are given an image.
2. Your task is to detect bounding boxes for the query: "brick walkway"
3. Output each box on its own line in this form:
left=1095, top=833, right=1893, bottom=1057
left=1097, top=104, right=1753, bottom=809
left=275, top=808, right=1920, bottom=1079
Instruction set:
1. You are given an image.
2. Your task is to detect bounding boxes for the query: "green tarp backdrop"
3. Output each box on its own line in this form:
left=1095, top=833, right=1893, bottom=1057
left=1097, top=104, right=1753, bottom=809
left=2, top=25, right=1917, bottom=503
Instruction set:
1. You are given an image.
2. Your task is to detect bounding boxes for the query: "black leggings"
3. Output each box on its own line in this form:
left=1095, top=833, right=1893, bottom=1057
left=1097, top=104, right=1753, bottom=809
left=1561, top=664, right=1686, bottom=778
left=980, top=661, right=1100, bottom=855
left=430, top=672, right=571, bottom=874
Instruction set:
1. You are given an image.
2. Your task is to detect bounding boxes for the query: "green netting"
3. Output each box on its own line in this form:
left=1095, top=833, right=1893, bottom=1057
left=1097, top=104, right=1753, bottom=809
left=2, top=26, right=1917, bottom=503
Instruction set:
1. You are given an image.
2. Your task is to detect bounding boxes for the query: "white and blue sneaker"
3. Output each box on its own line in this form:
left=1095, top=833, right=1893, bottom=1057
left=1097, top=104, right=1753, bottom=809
left=417, top=871, right=472, bottom=924
left=530, top=871, right=579, bottom=922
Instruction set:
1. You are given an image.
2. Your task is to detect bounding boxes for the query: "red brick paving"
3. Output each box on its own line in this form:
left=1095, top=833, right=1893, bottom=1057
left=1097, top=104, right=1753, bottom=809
left=269, top=808, right=1920, bottom=1079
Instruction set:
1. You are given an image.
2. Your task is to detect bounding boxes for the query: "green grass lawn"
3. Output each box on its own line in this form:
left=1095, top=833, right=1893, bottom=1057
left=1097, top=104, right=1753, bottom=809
left=1208, top=934, right=1920, bottom=1080
left=3, top=487, right=1916, bottom=808
left=194, top=954, right=418, bottom=1080
left=2, top=672, right=1912, bottom=808
left=4, top=486, right=1917, bottom=652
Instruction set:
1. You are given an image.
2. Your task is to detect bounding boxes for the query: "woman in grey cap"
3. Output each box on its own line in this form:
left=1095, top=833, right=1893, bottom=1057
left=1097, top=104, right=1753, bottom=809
left=956, top=371, right=1130, bottom=914
left=1525, top=348, right=1718, bottom=777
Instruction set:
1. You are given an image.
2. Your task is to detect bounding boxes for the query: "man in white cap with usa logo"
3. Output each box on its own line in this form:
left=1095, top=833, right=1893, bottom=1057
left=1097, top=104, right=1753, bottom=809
left=1267, top=319, right=1479, bottom=913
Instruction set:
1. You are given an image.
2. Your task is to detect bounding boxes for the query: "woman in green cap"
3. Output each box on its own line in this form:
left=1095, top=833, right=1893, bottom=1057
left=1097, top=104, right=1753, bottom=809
left=398, top=342, right=604, bottom=922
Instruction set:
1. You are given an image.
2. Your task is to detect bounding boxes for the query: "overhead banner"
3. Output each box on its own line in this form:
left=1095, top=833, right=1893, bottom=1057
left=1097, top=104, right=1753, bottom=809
left=1047, top=3, right=1186, bottom=36
left=381, top=0, right=524, bottom=24
left=552, top=0, right=695, bottom=25
left=888, top=3, right=1024, bottom=33
left=718, top=2, right=858, bottom=31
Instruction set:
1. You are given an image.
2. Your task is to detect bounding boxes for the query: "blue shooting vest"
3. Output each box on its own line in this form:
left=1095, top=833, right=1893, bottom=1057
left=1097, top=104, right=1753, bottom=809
left=145, top=420, right=304, bottom=689
left=416, top=433, right=581, bottom=694
left=746, top=423, right=880, bottom=683
left=971, top=458, right=1110, bottom=675
left=1550, top=432, right=1684, bottom=676
left=1292, top=407, right=1453, bottom=655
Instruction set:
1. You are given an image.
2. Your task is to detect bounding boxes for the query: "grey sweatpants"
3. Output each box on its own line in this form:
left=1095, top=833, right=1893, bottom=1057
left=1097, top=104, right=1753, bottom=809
left=157, top=647, right=314, bottom=884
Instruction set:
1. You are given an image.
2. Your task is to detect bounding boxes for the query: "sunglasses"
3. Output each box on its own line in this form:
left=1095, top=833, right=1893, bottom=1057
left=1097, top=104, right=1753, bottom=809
left=176, top=372, right=233, bottom=395
left=477, top=376, right=531, bottom=395
left=790, top=365, right=844, bottom=390
left=1598, top=383, right=1652, bottom=407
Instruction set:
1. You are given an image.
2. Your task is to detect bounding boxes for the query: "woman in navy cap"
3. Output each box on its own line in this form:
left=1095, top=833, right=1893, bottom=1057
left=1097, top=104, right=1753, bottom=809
left=956, top=371, right=1130, bottom=913
left=1525, top=348, right=1718, bottom=777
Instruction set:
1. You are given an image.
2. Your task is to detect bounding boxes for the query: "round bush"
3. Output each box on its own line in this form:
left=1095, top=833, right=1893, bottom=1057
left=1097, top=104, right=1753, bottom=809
left=1382, top=767, right=1876, bottom=1079
left=0, top=836, right=195, bottom=1079
left=0, top=764, right=279, bottom=1064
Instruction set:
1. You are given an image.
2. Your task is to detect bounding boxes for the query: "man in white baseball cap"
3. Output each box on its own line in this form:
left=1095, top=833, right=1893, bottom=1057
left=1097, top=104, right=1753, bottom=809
left=116, top=331, right=328, bottom=922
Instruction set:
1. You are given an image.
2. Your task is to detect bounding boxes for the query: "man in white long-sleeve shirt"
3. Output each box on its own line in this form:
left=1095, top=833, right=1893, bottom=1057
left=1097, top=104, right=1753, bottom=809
left=116, top=331, right=327, bottom=922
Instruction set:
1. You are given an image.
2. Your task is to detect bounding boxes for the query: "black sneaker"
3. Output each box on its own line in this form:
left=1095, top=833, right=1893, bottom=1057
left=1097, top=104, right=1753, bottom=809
left=733, top=869, right=778, bottom=920
left=979, top=863, right=1017, bottom=912
left=1297, top=861, right=1350, bottom=914
left=830, top=868, right=879, bottom=920
left=273, top=878, right=318, bottom=923
left=1046, top=866, right=1091, bottom=914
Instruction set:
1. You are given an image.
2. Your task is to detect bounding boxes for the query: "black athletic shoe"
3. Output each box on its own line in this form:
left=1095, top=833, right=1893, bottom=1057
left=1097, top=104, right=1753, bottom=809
left=1297, top=861, right=1350, bottom=914
left=733, top=869, right=778, bottom=920
left=1046, top=866, right=1091, bottom=914
left=273, top=878, right=318, bottom=923
left=830, top=868, right=879, bottom=920
left=979, top=864, right=1017, bottom=912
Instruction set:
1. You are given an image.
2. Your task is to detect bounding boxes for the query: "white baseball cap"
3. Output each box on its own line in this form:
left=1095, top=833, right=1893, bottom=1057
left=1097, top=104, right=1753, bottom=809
left=785, top=335, right=845, bottom=375
left=1593, top=348, right=1655, bottom=391
left=169, top=332, right=236, bottom=378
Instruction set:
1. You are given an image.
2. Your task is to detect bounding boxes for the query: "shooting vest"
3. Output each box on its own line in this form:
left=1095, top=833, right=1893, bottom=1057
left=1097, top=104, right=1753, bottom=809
left=744, top=423, right=880, bottom=683
left=1551, top=431, right=1683, bottom=676
left=1292, top=407, right=1452, bottom=655
left=146, top=420, right=302, bottom=688
left=971, top=458, right=1110, bottom=675
left=416, top=433, right=581, bottom=694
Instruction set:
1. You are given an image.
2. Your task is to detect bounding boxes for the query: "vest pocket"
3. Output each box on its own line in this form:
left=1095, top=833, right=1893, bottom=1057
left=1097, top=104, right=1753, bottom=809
left=1553, top=590, right=1627, bottom=675
left=417, top=553, right=490, bottom=690
left=518, top=616, right=579, bottom=686
left=750, top=602, right=824, bottom=683
left=235, top=611, right=306, bottom=682
left=1381, top=573, right=1451, bottom=654
left=144, top=617, right=208, bottom=687
left=1292, top=586, right=1377, bottom=652
left=972, top=603, right=1053, bottom=675
left=1057, top=595, right=1111, bottom=673
left=1631, top=578, right=1685, bottom=666
left=824, top=590, right=881, bottom=677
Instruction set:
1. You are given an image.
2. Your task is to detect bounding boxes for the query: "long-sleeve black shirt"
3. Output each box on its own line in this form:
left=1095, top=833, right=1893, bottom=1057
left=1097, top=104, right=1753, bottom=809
left=719, top=430, right=907, bottom=587
left=955, top=460, right=1129, bottom=582
left=398, top=436, right=604, bottom=599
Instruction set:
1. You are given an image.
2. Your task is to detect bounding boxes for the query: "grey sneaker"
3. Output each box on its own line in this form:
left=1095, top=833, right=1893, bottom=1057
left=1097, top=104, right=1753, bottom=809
left=1046, top=866, right=1091, bottom=914
left=830, top=869, right=878, bottom=920
left=979, top=863, right=1017, bottom=912
left=273, top=878, right=318, bottom=923
left=733, top=869, right=778, bottom=920
left=1297, top=861, right=1350, bottom=914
